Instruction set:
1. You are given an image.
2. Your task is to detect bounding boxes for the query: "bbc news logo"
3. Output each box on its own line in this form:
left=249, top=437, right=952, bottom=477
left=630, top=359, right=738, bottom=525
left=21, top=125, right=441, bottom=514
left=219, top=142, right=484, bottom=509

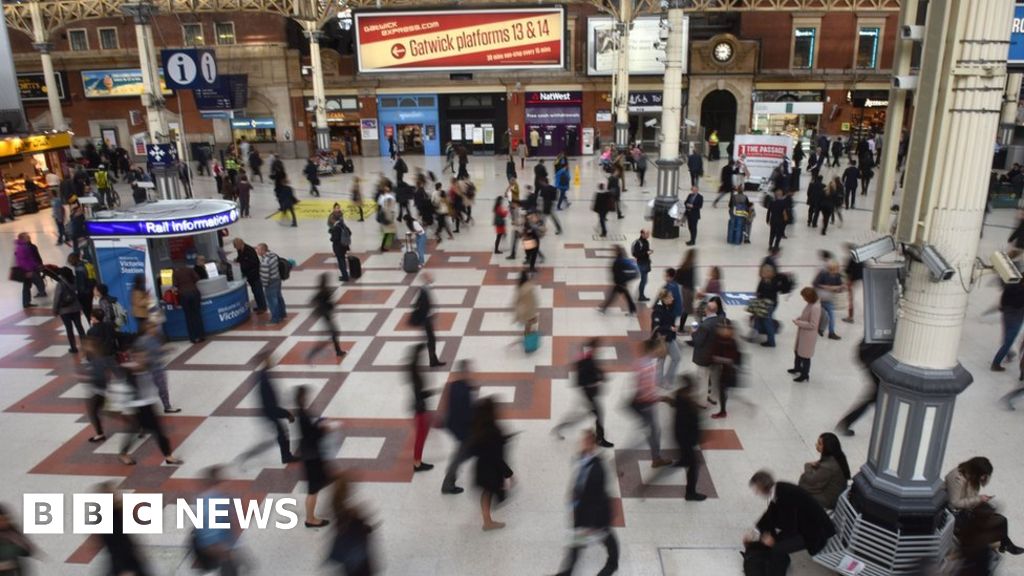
left=23, top=494, right=300, bottom=534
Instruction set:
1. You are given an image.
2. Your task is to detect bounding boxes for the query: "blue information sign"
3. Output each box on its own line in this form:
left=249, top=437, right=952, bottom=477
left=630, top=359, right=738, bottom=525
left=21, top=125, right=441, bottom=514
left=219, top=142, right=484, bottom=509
left=86, top=207, right=239, bottom=238
left=160, top=49, right=218, bottom=89
left=146, top=143, right=178, bottom=168
left=1010, top=6, right=1024, bottom=65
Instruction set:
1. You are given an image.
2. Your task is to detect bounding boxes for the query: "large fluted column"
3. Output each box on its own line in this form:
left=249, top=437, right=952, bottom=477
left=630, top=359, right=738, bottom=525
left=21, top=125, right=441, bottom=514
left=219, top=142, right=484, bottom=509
left=818, top=1, right=1015, bottom=573
left=306, top=27, right=330, bottom=152
left=121, top=2, right=168, bottom=142
left=28, top=1, right=65, bottom=131
left=613, top=0, right=631, bottom=153
left=651, top=2, right=685, bottom=240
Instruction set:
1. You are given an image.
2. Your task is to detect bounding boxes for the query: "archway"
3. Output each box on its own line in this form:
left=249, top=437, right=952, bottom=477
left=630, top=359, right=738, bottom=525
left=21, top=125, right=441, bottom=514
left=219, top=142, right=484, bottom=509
left=700, top=89, right=738, bottom=144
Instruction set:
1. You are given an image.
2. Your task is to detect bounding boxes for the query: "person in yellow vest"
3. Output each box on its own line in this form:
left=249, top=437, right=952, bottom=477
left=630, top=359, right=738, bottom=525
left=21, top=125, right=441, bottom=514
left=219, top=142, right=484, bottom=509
left=708, top=130, right=720, bottom=161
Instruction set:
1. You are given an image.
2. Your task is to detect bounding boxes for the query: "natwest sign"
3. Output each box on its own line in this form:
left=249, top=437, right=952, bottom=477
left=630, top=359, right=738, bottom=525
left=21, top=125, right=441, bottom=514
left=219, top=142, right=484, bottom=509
left=526, top=91, right=582, bottom=105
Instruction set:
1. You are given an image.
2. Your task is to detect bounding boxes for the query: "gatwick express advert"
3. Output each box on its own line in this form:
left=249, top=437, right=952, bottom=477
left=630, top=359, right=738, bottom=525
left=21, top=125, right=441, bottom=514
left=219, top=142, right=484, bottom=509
left=733, top=135, right=794, bottom=182
left=354, top=8, right=565, bottom=73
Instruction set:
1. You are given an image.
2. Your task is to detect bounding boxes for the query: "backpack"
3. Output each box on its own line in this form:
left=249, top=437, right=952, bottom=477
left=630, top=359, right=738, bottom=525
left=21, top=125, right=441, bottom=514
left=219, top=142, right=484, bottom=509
left=631, top=239, right=644, bottom=260
left=278, top=257, right=293, bottom=280
left=331, top=221, right=352, bottom=247
left=464, top=182, right=476, bottom=200
left=111, top=300, right=129, bottom=329
left=58, top=282, right=76, bottom=308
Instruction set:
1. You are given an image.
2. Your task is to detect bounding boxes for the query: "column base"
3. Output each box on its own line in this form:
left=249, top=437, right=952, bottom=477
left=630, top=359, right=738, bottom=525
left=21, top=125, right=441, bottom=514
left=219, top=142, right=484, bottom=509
left=653, top=158, right=683, bottom=240
left=315, top=127, right=330, bottom=152
left=615, top=122, right=630, bottom=152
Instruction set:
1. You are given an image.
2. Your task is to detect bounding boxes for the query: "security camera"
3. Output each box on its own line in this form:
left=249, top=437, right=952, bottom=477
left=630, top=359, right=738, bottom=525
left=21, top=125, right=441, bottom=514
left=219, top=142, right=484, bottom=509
left=660, top=0, right=670, bottom=10
left=921, top=244, right=955, bottom=282
left=644, top=118, right=658, bottom=127
left=991, top=251, right=1023, bottom=284
left=893, top=76, right=918, bottom=91
left=658, top=28, right=669, bottom=41
left=901, top=25, right=924, bottom=41
left=851, top=236, right=897, bottom=263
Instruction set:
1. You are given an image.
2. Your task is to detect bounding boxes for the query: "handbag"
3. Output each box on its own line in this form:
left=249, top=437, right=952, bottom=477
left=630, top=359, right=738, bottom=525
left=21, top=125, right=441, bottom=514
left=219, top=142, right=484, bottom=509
left=523, top=237, right=538, bottom=251
left=9, top=266, right=26, bottom=283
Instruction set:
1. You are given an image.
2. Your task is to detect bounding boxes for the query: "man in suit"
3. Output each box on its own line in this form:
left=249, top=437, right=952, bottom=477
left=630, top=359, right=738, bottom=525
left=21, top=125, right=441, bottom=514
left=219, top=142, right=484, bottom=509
left=684, top=186, right=704, bottom=246
left=687, top=148, right=704, bottom=187
left=552, top=430, right=619, bottom=576
left=410, top=272, right=446, bottom=367
left=745, top=470, right=836, bottom=576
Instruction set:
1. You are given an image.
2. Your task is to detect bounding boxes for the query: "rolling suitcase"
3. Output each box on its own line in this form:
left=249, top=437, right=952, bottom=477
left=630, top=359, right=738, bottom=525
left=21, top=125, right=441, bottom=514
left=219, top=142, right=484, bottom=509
left=347, top=255, right=362, bottom=280
left=402, top=232, right=420, bottom=273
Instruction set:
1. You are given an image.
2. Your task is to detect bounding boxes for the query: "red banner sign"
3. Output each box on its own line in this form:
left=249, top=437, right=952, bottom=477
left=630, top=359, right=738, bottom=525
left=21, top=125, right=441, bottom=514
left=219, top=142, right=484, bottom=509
left=355, top=8, right=565, bottom=73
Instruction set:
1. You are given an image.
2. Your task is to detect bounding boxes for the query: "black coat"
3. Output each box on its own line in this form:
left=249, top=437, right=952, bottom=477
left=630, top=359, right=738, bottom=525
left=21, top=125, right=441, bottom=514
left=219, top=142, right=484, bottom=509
left=257, top=368, right=289, bottom=421
left=576, top=354, right=604, bottom=390
left=445, top=379, right=473, bottom=441
left=756, top=482, right=836, bottom=555
left=687, top=152, right=704, bottom=177
left=571, top=455, right=612, bottom=529
left=410, top=286, right=433, bottom=327
left=672, top=398, right=701, bottom=466
left=237, top=244, right=261, bottom=281
left=691, top=315, right=722, bottom=367
left=684, top=192, right=703, bottom=222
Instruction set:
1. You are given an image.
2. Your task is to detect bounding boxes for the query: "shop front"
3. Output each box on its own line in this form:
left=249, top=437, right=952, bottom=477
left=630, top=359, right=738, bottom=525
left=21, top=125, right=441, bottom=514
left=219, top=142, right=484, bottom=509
left=524, top=91, right=582, bottom=157
left=0, top=131, right=71, bottom=215
left=627, top=91, right=664, bottom=150
left=751, top=91, right=824, bottom=152
left=230, top=118, right=276, bottom=145
left=846, top=90, right=889, bottom=151
left=377, top=94, right=440, bottom=156
left=439, top=93, right=509, bottom=155
left=86, top=200, right=250, bottom=340
left=308, top=96, right=363, bottom=156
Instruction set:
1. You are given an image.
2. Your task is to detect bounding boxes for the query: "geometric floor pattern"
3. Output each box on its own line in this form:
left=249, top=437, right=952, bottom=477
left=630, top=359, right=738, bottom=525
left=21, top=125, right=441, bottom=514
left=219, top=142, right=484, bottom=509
left=1, top=156, right=1022, bottom=575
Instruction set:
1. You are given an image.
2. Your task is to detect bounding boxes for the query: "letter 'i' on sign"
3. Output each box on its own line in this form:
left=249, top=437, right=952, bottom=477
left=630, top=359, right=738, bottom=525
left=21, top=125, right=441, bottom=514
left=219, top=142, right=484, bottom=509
left=169, top=53, right=198, bottom=86
left=200, top=51, right=217, bottom=84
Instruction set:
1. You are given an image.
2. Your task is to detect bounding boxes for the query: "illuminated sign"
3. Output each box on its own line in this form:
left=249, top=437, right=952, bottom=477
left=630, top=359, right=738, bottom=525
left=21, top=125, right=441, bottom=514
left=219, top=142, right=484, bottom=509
left=18, top=72, right=67, bottom=101
left=82, top=69, right=172, bottom=99
left=354, top=8, right=565, bottom=73
left=1010, top=5, right=1024, bottom=66
left=0, top=132, right=72, bottom=158
left=86, top=208, right=239, bottom=238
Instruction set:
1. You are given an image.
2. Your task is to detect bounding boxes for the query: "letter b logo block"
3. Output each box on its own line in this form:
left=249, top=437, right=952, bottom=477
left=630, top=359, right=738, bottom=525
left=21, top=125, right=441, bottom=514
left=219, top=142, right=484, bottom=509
left=73, top=494, right=113, bottom=534
left=23, top=494, right=64, bottom=534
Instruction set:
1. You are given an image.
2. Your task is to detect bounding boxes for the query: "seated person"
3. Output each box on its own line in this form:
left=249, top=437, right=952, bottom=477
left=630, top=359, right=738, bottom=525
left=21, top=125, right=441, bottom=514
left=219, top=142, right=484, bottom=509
left=797, top=432, right=851, bottom=510
left=1001, top=163, right=1023, bottom=183
left=744, top=470, right=835, bottom=576
left=944, top=457, right=1023, bottom=555
left=193, top=255, right=210, bottom=281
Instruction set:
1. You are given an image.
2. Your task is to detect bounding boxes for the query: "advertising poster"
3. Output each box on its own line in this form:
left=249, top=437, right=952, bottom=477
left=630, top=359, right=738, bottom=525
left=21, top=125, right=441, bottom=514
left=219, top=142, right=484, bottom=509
left=586, top=16, right=689, bottom=76
left=361, top=118, right=379, bottom=140
left=355, top=8, right=565, bottom=73
left=18, top=72, right=66, bottom=101
left=1010, top=5, right=1024, bottom=67
left=82, top=69, right=172, bottom=98
left=733, top=134, right=793, bottom=182
left=95, top=243, right=148, bottom=334
left=131, top=133, right=148, bottom=156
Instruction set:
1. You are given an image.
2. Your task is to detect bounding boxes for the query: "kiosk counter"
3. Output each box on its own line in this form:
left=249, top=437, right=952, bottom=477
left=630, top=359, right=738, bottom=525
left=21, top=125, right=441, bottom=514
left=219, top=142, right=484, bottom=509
left=86, top=200, right=250, bottom=340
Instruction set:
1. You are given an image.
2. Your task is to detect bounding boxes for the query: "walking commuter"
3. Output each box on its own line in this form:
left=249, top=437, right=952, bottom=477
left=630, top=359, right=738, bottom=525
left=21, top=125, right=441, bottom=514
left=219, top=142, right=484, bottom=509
left=442, top=360, right=478, bottom=495
left=308, top=273, right=347, bottom=359
left=534, top=158, right=548, bottom=192
left=136, top=320, right=178, bottom=413
left=552, top=338, right=614, bottom=448
left=326, top=475, right=377, bottom=576
left=842, top=160, right=860, bottom=209
left=273, top=178, right=299, bottom=227
left=469, top=397, right=514, bottom=531
left=830, top=137, right=844, bottom=167
left=407, top=343, right=436, bottom=473
left=651, top=290, right=681, bottom=388
left=193, top=466, right=244, bottom=575
left=52, top=267, right=86, bottom=354
left=377, top=188, right=398, bottom=252
left=594, top=183, right=612, bottom=238
left=493, top=196, right=509, bottom=254
left=409, top=272, right=446, bottom=367
left=12, top=233, right=44, bottom=308
left=661, top=377, right=708, bottom=500
left=99, top=486, right=152, bottom=576
left=551, top=430, right=619, bottom=576
left=635, top=149, right=649, bottom=188
left=767, top=189, right=789, bottom=250
left=522, top=212, right=546, bottom=272
left=836, top=340, right=893, bottom=435
left=709, top=319, right=741, bottom=420
left=806, top=174, right=825, bottom=228
left=631, top=338, right=672, bottom=469
left=83, top=309, right=119, bottom=443
left=404, top=214, right=427, bottom=266
left=295, top=385, right=330, bottom=528
left=692, top=299, right=724, bottom=406
left=117, top=339, right=184, bottom=466
left=555, top=162, right=572, bottom=210
left=539, top=178, right=563, bottom=235
left=819, top=179, right=836, bottom=235
left=842, top=244, right=864, bottom=323
left=237, top=352, right=296, bottom=464
left=813, top=261, right=845, bottom=341
left=599, top=245, right=638, bottom=315
left=687, top=147, right=704, bottom=187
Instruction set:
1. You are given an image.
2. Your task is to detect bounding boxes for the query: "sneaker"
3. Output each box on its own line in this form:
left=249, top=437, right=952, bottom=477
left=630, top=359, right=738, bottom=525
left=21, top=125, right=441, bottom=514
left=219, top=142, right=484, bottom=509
left=413, top=462, right=434, bottom=472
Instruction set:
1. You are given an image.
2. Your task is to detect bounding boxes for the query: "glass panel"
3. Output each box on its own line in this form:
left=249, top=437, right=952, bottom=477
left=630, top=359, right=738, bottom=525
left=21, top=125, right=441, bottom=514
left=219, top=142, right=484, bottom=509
left=380, top=97, right=398, bottom=108
left=215, top=22, right=235, bottom=45
left=914, top=406, right=937, bottom=480
left=857, top=27, right=880, bottom=69
left=871, top=391, right=888, bottom=465
left=886, top=401, right=910, bottom=476
left=99, top=29, right=117, bottom=50
left=418, top=97, right=435, bottom=107
left=399, top=97, right=417, bottom=107
left=184, top=24, right=204, bottom=47
left=69, top=30, right=88, bottom=52
left=793, top=27, right=816, bottom=69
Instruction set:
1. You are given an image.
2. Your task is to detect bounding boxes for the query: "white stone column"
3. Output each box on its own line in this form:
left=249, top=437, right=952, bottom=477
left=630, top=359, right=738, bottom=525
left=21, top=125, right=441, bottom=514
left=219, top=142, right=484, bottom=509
left=28, top=1, right=65, bottom=131
left=651, top=2, right=686, bottom=240
left=306, top=26, right=330, bottom=152
left=122, top=2, right=168, bottom=143
left=613, top=0, right=631, bottom=152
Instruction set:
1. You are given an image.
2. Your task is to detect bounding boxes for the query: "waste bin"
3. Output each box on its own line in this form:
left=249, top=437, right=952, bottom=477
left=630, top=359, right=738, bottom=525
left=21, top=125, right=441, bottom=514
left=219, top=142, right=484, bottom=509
left=652, top=196, right=680, bottom=239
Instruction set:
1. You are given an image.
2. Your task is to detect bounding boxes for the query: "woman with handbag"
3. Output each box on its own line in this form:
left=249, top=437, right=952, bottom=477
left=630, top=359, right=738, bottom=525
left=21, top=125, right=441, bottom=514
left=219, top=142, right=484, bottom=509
left=522, top=212, right=545, bottom=272
left=493, top=196, right=509, bottom=255
left=52, top=267, right=86, bottom=354
left=12, top=233, right=40, bottom=309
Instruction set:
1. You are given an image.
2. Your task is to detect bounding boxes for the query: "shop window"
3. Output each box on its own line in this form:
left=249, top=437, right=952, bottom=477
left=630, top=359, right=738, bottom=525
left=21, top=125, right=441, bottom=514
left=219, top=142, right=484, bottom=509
left=380, top=97, right=399, bottom=108
left=417, top=96, right=435, bottom=107
left=792, top=27, right=817, bottom=69
left=857, top=26, right=882, bottom=70
left=183, top=23, right=204, bottom=47
left=215, top=22, right=236, bottom=45
left=98, top=28, right=118, bottom=50
left=68, top=29, right=89, bottom=52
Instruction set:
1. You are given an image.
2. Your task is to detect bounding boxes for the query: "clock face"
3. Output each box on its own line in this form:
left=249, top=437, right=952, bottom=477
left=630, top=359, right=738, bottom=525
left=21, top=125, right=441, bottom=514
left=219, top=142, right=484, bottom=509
left=713, top=42, right=734, bottom=63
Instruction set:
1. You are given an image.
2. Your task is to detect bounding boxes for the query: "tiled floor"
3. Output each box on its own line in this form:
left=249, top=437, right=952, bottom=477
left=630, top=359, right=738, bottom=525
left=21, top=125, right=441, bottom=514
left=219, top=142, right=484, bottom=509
left=0, top=154, right=1021, bottom=575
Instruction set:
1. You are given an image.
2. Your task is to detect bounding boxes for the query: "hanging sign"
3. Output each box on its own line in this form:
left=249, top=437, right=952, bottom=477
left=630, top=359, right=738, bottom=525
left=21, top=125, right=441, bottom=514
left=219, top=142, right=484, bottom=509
left=160, top=49, right=218, bottom=89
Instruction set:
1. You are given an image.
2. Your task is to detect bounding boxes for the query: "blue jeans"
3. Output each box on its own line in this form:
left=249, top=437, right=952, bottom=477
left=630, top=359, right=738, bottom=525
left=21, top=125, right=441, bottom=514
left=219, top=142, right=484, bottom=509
left=264, top=281, right=286, bottom=323
left=756, top=307, right=777, bottom=346
left=416, top=233, right=426, bottom=265
left=994, top=307, right=1024, bottom=366
left=821, top=301, right=837, bottom=336
left=638, top=263, right=650, bottom=299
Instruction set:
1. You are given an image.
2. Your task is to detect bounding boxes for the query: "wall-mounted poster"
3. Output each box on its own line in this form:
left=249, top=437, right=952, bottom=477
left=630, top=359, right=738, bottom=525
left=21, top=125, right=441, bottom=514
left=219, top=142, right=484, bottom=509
left=360, top=118, right=379, bottom=140
left=451, top=124, right=463, bottom=141
left=18, top=72, right=67, bottom=101
left=586, top=16, right=689, bottom=76
left=82, top=69, right=172, bottom=98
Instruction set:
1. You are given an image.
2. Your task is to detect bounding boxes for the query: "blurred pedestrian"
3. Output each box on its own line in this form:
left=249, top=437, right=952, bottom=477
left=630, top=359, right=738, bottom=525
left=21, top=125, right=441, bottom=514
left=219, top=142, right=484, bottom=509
left=409, top=273, right=445, bottom=367
left=327, top=474, right=377, bottom=576
left=307, top=273, right=346, bottom=359
left=631, top=338, right=672, bottom=469
left=117, top=339, right=183, bottom=466
left=408, top=343, right=436, bottom=473
left=552, top=338, right=614, bottom=448
left=469, top=397, right=514, bottom=531
left=661, top=376, right=708, bottom=501
left=295, top=385, right=330, bottom=528
left=442, top=360, right=477, bottom=495
left=52, top=266, right=86, bottom=354
left=0, top=503, right=34, bottom=574
left=237, top=352, right=296, bottom=464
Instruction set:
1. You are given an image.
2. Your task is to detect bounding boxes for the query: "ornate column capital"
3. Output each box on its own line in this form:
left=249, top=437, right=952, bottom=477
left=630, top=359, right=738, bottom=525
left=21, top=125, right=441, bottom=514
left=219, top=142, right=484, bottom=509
left=120, top=2, right=159, bottom=25
left=32, top=42, right=53, bottom=54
